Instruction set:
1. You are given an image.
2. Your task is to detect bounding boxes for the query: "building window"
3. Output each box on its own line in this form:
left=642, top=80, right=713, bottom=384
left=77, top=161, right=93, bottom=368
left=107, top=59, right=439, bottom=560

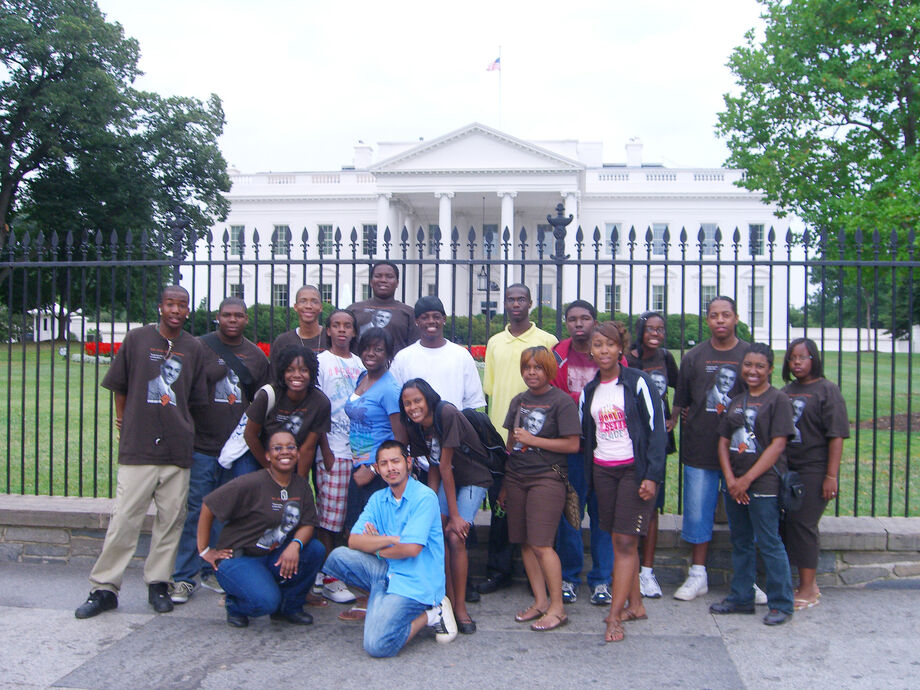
left=427, top=225, right=440, bottom=255
left=651, top=223, right=667, bottom=256
left=361, top=284, right=371, bottom=300
left=229, top=225, right=244, bottom=256
left=536, top=224, right=552, bottom=255
left=318, top=224, right=334, bottom=255
left=700, top=284, right=718, bottom=313
left=229, top=284, right=244, bottom=300
left=605, top=222, right=621, bottom=255
left=362, top=224, right=377, bottom=255
left=483, top=224, right=498, bottom=255
left=272, top=225, right=291, bottom=255
left=700, top=223, right=718, bottom=256
left=748, top=285, right=764, bottom=328
left=272, top=284, right=289, bottom=308
left=427, top=283, right=437, bottom=297
left=537, top=282, right=553, bottom=307
left=320, top=283, right=333, bottom=303
left=652, top=285, right=665, bottom=313
left=749, top=224, right=764, bottom=257
left=604, top=284, right=621, bottom=313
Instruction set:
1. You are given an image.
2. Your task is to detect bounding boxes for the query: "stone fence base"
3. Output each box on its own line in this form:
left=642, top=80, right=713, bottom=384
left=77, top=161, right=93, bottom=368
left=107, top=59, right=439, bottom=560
left=1, top=495, right=918, bottom=587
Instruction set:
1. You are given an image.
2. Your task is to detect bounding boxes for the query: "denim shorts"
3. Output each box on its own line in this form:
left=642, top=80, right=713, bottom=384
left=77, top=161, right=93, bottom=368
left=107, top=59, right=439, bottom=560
left=681, top=465, right=724, bottom=544
left=438, top=484, right=488, bottom=524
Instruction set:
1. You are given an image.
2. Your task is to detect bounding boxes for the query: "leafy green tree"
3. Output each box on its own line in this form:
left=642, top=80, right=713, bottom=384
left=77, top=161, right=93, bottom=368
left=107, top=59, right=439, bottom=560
left=716, top=0, right=920, bottom=335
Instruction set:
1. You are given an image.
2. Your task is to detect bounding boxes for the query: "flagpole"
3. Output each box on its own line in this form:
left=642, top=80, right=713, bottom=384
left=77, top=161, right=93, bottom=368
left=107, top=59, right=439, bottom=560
left=498, top=45, right=502, bottom=129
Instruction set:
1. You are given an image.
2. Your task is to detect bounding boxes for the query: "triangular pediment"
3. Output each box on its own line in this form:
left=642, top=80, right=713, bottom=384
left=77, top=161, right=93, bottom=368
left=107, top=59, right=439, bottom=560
left=370, top=123, right=584, bottom=174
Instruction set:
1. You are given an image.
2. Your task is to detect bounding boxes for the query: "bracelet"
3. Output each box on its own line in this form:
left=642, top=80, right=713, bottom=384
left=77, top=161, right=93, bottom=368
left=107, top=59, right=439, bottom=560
left=375, top=549, right=382, bottom=559
left=198, top=546, right=210, bottom=558
left=825, top=474, right=838, bottom=480
left=291, top=538, right=304, bottom=550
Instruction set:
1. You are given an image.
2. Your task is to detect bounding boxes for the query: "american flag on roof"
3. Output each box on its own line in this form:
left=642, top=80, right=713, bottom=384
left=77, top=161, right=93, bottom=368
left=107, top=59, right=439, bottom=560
left=486, top=57, right=501, bottom=71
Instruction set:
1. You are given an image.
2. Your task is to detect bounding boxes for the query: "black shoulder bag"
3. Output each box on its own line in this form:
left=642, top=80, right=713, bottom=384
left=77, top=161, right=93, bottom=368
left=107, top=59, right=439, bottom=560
left=202, top=332, right=255, bottom=403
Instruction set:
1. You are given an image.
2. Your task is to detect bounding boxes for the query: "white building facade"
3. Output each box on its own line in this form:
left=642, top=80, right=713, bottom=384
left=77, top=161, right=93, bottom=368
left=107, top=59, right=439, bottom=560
left=194, top=123, right=803, bottom=340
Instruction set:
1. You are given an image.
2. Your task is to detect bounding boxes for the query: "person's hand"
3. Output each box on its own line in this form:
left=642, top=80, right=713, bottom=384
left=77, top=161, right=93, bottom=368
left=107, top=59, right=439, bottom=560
left=202, top=548, right=233, bottom=570
left=275, top=542, right=301, bottom=579
left=822, top=475, right=839, bottom=502
left=322, top=449, right=335, bottom=472
left=665, top=417, right=675, bottom=432
left=447, top=515, right=470, bottom=540
left=680, top=408, right=689, bottom=423
left=728, top=475, right=751, bottom=504
left=512, top=427, right=535, bottom=449
left=363, top=522, right=379, bottom=536
left=115, top=418, right=123, bottom=431
left=354, top=465, right=376, bottom=486
left=638, top=479, right=657, bottom=502
left=497, top=486, right=507, bottom=510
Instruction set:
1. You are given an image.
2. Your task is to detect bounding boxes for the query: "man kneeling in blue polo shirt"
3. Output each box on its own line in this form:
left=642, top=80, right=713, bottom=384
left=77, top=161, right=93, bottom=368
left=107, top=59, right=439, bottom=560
left=324, top=440, right=457, bottom=657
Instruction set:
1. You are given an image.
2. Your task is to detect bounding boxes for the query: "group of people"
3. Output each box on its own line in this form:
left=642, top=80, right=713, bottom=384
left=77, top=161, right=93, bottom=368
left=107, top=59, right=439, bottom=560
left=73, top=261, right=849, bottom=658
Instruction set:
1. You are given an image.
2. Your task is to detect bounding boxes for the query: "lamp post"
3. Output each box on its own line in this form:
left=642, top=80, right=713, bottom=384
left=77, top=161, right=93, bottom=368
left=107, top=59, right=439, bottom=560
left=166, top=208, right=190, bottom=285
left=547, top=202, right=572, bottom=337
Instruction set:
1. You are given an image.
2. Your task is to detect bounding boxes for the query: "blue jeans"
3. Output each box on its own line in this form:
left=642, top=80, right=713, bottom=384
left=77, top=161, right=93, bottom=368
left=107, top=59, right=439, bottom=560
left=324, top=546, right=429, bottom=658
left=215, top=538, right=325, bottom=618
left=173, top=451, right=234, bottom=584
left=555, top=453, right=613, bottom=587
left=723, top=493, right=794, bottom=614
left=681, top=465, right=725, bottom=544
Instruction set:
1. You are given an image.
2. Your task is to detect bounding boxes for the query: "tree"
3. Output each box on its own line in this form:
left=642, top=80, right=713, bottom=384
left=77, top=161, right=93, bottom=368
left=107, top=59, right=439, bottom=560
left=0, top=0, right=230, bottom=331
left=716, top=0, right=920, bottom=335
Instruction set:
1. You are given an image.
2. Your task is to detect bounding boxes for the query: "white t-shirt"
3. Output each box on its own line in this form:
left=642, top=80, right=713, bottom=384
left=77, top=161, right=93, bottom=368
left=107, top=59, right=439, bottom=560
left=390, top=340, right=486, bottom=410
left=316, top=350, right=365, bottom=458
left=590, top=378, right=634, bottom=466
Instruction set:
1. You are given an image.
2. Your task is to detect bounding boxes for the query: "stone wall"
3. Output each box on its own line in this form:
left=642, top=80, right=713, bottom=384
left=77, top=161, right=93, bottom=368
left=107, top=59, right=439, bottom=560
left=2, top=495, right=919, bottom=587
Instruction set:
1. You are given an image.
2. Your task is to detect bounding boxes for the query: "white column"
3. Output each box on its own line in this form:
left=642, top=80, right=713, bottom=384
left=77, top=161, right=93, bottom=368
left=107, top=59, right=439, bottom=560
left=562, top=191, right=580, bottom=304
left=499, top=191, right=516, bottom=238
left=375, top=193, right=391, bottom=256
left=436, top=192, right=453, bottom=237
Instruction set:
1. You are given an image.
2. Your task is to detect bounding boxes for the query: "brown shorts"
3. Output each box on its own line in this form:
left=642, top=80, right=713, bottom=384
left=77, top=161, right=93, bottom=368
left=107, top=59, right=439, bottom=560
left=504, top=468, right=565, bottom=547
left=593, top=462, right=655, bottom=536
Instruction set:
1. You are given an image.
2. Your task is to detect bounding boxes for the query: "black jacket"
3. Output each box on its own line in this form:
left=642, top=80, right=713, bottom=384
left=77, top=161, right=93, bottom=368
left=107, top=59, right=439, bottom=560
left=581, top=367, right=667, bottom=487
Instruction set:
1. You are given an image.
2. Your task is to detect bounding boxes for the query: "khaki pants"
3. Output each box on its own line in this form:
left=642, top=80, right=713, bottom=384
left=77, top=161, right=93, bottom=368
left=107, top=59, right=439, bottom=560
left=89, top=464, right=190, bottom=594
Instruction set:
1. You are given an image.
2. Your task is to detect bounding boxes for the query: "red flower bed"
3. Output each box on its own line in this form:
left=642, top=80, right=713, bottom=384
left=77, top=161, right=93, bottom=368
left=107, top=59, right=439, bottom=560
left=257, top=342, right=271, bottom=357
left=84, top=342, right=122, bottom=356
left=468, top=345, right=486, bottom=361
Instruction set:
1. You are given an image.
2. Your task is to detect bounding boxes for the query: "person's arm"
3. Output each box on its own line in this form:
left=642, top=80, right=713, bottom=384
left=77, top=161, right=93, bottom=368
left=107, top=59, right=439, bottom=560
left=297, top=431, right=319, bottom=477
left=243, top=418, right=268, bottom=468
left=274, top=524, right=315, bottom=579
left=348, top=525, right=401, bottom=554
left=114, top=392, right=127, bottom=431
left=718, top=436, right=748, bottom=504
left=735, top=436, right=787, bottom=496
left=823, top=437, right=843, bottom=501
left=512, top=429, right=580, bottom=454
left=388, top=413, right=408, bottom=444
left=437, top=446, right=469, bottom=538
left=197, top=504, right=234, bottom=571
left=319, top=433, right=335, bottom=472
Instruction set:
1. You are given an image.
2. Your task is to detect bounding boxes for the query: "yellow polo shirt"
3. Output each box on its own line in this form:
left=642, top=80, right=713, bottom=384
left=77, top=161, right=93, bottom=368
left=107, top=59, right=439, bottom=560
left=482, top=323, right=558, bottom=441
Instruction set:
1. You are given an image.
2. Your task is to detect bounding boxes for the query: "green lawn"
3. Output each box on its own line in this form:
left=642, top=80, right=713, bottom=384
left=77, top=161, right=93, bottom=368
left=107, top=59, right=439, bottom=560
left=2, top=342, right=919, bottom=515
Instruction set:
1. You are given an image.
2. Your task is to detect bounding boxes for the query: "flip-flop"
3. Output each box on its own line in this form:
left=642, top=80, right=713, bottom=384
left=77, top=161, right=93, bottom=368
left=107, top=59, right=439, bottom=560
left=604, top=620, right=625, bottom=643
left=305, top=592, right=329, bottom=607
left=794, top=597, right=820, bottom=611
left=531, top=613, right=568, bottom=631
left=621, top=609, right=648, bottom=623
left=338, top=606, right=367, bottom=621
left=515, top=606, right=547, bottom=622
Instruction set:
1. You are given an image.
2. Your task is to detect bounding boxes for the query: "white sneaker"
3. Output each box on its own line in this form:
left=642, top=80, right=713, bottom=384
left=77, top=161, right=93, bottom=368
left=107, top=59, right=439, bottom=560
left=590, top=583, right=612, bottom=606
left=169, top=580, right=196, bottom=604
left=200, top=573, right=225, bottom=594
left=431, top=596, right=458, bottom=643
left=673, top=572, right=708, bottom=601
left=322, top=578, right=356, bottom=604
left=753, top=583, right=767, bottom=606
left=639, top=570, right=663, bottom=599
left=313, top=572, right=324, bottom=595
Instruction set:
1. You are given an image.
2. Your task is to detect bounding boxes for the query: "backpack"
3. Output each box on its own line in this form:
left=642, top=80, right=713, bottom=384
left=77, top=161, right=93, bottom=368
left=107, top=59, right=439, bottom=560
left=433, top=402, right=507, bottom=476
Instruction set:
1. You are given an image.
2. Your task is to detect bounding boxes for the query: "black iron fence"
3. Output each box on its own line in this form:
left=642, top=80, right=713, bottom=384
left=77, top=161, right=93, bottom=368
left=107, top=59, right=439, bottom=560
left=2, top=216, right=918, bottom=517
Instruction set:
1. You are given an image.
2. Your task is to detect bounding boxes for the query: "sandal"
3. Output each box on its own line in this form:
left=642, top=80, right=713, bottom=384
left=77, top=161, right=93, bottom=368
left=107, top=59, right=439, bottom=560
left=305, top=592, right=329, bottom=607
left=604, top=619, right=625, bottom=643
left=515, top=606, right=547, bottom=622
left=338, top=606, right=367, bottom=621
left=794, top=597, right=820, bottom=611
left=531, top=612, right=568, bottom=631
left=620, top=608, right=648, bottom=622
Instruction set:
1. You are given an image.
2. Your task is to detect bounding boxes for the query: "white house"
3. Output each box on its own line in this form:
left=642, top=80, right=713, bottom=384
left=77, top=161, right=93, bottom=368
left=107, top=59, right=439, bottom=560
left=192, top=123, right=805, bottom=340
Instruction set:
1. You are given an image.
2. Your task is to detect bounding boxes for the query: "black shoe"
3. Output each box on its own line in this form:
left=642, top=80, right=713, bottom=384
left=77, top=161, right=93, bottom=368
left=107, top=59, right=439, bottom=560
left=148, top=582, right=174, bottom=613
left=709, top=599, right=755, bottom=615
left=477, top=574, right=511, bottom=594
left=465, top=587, right=481, bottom=603
left=457, top=618, right=477, bottom=634
left=227, top=611, right=249, bottom=628
left=763, top=609, right=791, bottom=626
left=75, top=590, right=118, bottom=619
left=271, top=610, right=314, bottom=625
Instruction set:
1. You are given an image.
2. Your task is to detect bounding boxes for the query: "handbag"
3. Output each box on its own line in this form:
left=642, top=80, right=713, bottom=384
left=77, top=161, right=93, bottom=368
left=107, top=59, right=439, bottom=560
left=552, top=463, right=582, bottom=530
left=218, top=384, right=276, bottom=469
left=774, top=466, right=806, bottom=512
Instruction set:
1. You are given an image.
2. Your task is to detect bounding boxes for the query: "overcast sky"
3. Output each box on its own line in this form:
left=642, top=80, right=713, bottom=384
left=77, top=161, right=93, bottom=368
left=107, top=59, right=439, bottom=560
left=95, top=0, right=766, bottom=173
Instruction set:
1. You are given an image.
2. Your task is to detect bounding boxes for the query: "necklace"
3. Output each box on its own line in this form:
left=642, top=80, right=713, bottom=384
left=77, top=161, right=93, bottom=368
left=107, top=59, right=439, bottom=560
left=268, top=468, right=291, bottom=501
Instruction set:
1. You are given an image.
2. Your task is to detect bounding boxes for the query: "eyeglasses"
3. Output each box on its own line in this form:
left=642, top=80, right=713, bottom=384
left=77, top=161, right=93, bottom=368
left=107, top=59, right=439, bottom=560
left=645, top=326, right=665, bottom=335
left=270, top=444, right=299, bottom=453
left=788, top=355, right=812, bottom=363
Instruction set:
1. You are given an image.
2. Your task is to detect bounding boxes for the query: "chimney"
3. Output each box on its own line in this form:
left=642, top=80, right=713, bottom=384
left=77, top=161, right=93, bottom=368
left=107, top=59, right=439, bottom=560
left=625, top=137, right=643, bottom=167
left=354, top=141, right=373, bottom=169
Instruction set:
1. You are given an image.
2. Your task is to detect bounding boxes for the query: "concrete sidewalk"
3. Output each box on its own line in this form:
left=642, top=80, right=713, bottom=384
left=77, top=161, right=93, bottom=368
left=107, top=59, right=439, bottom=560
left=1, top=560, right=918, bottom=690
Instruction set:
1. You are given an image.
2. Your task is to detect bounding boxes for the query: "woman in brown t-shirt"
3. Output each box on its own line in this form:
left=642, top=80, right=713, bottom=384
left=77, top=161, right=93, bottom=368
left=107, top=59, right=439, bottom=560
left=498, top=346, right=580, bottom=632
